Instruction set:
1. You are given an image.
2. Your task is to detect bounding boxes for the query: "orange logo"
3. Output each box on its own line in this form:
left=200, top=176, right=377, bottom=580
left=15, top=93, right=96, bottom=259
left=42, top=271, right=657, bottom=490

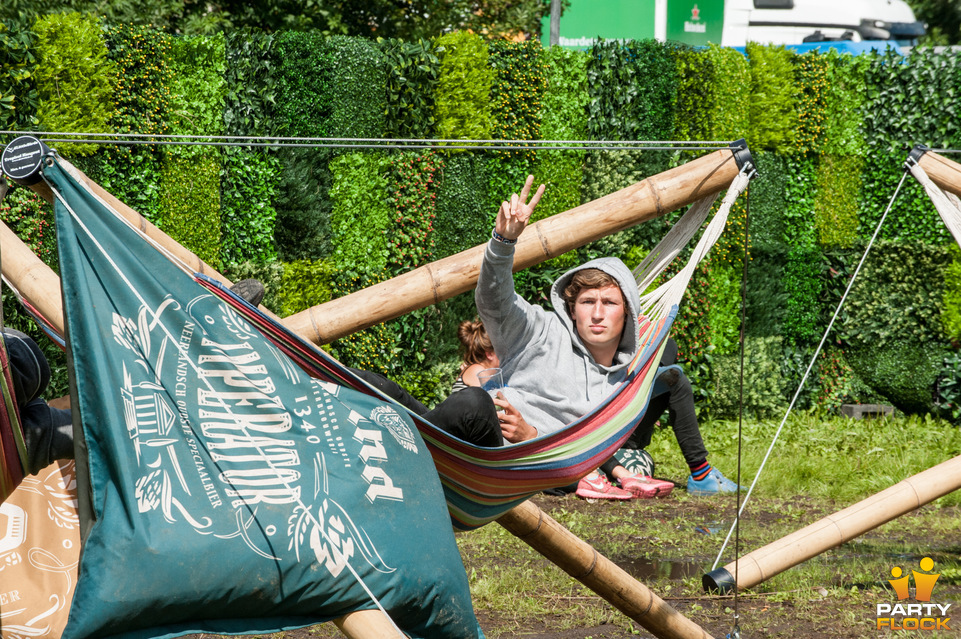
left=889, top=557, right=940, bottom=601
left=877, top=558, right=951, bottom=631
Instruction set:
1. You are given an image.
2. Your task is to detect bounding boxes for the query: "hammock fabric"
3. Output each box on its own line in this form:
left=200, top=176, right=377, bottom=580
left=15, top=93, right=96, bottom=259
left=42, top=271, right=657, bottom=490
left=0, top=338, right=27, bottom=503
left=210, top=284, right=673, bottom=529
left=908, top=156, right=961, bottom=246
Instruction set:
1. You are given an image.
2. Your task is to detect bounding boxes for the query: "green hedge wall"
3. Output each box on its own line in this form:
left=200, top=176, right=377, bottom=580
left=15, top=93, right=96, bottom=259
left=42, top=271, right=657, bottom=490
left=487, top=40, right=544, bottom=214
left=162, top=34, right=225, bottom=266
left=380, top=38, right=439, bottom=140
left=33, top=12, right=114, bottom=157
left=97, top=23, right=171, bottom=225
left=745, top=42, right=797, bottom=152
left=273, top=31, right=332, bottom=262
left=535, top=46, right=588, bottom=238
left=434, top=31, right=492, bottom=142
left=0, top=18, right=40, bottom=131
left=221, top=31, right=279, bottom=265
left=6, top=25, right=961, bottom=418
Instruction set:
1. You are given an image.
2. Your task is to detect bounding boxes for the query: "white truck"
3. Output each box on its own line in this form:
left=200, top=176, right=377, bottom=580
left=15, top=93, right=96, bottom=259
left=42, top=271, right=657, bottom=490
left=717, top=0, right=925, bottom=46
left=547, top=0, right=925, bottom=50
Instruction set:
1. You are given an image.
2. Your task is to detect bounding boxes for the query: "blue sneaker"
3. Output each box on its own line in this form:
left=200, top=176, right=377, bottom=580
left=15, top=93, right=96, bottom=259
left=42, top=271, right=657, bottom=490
left=687, top=468, right=742, bottom=496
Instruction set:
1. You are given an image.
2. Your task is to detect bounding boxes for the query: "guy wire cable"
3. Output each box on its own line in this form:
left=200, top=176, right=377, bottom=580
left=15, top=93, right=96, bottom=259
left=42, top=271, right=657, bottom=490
left=729, top=176, right=752, bottom=639
left=0, top=130, right=733, bottom=152
left=711, top=167, right=913, bottom=571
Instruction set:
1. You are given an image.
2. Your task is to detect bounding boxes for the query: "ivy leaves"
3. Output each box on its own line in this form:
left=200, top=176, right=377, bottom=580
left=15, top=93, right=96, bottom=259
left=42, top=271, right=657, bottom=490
left=380, top=37, right=439, bottom=140
left=0, top=18, right=39, bottom=130
left=587, top=38, right=678, bottom=142
left=862, top=46, right=961, bottom=154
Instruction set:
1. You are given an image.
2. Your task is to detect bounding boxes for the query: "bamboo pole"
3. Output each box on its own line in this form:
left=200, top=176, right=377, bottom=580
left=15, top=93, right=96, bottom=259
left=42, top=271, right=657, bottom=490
left=284, top=145, right=747, bottom=345
left=915, top=147, right=961, bottom=199
left=0, top=218, right=63, bottom=329
left=499, top=500, right=714, bottom=639
left=334, top=609, right=406, bottom=638
left=703, top=454, right=961, bottom=594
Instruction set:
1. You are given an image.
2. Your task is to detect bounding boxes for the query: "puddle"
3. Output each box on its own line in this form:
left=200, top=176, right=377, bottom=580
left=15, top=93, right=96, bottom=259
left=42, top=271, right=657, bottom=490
left=616, top=557, right=705, bottom=580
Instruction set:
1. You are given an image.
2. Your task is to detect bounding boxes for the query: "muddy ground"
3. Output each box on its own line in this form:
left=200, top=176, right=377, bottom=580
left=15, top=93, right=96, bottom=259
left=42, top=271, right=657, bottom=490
left=190, top=492, right=959, bottom=638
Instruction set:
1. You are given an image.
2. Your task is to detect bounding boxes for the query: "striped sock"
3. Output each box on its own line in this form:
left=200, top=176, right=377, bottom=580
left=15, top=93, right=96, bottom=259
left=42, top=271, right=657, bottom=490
left=690, top=460, right=712, bottom=482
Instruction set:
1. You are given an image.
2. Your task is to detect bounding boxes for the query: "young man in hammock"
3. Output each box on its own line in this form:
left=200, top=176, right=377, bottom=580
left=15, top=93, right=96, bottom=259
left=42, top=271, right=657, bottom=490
left=477, top=175, right=740, bottom=498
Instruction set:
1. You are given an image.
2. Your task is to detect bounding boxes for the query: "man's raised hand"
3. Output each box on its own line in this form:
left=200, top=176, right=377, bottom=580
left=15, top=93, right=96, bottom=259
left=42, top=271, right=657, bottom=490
left=494, top=174, right=546, bottom=242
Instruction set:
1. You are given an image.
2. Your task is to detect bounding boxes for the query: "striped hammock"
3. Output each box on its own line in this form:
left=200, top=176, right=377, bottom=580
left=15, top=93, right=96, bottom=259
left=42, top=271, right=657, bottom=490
left=195, top=169, right=753, bottom=530
left=27, top=156, right=751, bottom=530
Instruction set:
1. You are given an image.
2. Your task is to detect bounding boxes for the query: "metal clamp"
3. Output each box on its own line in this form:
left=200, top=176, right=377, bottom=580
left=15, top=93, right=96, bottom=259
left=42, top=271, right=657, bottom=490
left=904, top=144, right=929, bottom=171
left=730, top=138, right=758, bottom=181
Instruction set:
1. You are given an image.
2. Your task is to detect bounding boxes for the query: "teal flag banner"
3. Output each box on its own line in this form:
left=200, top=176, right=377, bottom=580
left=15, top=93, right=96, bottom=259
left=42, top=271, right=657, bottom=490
left=45, top=158, right=481, bottom=639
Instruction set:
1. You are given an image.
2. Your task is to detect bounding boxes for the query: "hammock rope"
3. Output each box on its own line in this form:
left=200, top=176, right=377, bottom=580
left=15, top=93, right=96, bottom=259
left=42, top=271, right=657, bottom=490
left=906, top=154, right=961, bottom=242
left=711, top=167, right=912, bottom=571
left=731, top=178, right=752, bottom=639
left=2, top=130, right=735, bottom=152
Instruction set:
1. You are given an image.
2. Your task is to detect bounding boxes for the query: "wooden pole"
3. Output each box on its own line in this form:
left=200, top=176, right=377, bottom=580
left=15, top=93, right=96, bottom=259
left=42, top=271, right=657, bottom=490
left=0, top=220, right=64, bottom=332
left=283, top=146, right=746, bottom=345
left=703, top=454, right=961, bottom=593
left=916, top=148, right=961, bottom=199
left=499, top=500, right=714, bottom=639
left=334, top=609, right=406, bottom=638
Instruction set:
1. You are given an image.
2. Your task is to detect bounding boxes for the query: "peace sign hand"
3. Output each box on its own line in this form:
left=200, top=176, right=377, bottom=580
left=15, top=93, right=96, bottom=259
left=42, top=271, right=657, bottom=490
left=494, top=174, right=546, bottom=242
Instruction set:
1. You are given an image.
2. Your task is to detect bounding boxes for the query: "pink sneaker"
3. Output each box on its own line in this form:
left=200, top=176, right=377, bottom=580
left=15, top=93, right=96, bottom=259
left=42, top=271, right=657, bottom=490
left=618, top=474, right=674, bottom=498
left=576, top=473, right=633, bottom=500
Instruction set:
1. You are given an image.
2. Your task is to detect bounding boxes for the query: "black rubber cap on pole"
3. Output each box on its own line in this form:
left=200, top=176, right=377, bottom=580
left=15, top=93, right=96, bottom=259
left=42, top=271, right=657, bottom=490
left=703, top=566, right=736, bottom=594
left=908, top=144, right=929, bottom=164
left=729, top=138, right=758, bottom=180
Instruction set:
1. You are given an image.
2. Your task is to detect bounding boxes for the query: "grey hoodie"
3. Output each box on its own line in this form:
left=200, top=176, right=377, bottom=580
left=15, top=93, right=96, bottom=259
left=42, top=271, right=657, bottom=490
left=475, top=239, right=640, bottom=439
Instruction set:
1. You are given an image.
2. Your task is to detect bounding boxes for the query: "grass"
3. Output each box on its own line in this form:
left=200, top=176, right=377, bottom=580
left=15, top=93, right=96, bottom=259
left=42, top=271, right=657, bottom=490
left=195, top=413, right=960, bottom=638
left=455, top=412, right=961, bottom=637
left=646, top=412, right=961, bottom=506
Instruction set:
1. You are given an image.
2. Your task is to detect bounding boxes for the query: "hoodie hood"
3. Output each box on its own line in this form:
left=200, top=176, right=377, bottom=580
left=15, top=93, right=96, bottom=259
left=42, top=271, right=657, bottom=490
left=549, top=257, right=640, bottom=369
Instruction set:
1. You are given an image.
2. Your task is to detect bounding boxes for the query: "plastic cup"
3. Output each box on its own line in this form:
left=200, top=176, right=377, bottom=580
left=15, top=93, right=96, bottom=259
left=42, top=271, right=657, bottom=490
left=477, top=368, right=505, bottom=408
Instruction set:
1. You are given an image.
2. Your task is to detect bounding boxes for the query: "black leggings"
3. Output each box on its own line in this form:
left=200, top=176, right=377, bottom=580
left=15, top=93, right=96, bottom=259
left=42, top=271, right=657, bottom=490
left=598, top=365, right=708, bottom=476
left=348, top=368, right=503, bottom=447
